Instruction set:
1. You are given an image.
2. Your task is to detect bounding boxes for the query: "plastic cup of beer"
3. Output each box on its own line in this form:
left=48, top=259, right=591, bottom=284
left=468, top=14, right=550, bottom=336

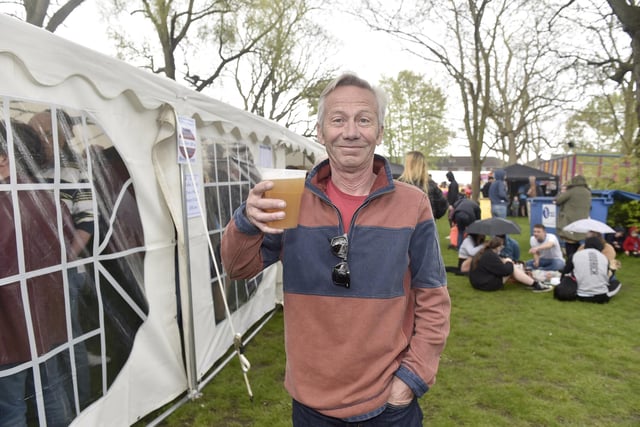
left=261, top=168, right=307, bottom=229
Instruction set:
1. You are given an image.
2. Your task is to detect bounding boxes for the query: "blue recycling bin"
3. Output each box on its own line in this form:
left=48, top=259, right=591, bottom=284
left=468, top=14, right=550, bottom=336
left=528, top=192, right=615, bottom=237
left=528, top=197, right=557, bottom=236
left=590, top=191, right=615, bottom=223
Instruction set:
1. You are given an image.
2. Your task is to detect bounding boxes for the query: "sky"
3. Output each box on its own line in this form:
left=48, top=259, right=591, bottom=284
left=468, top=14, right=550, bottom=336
left=55, top=3, right=419, bottom=85
left=47, top=2, right=469, bottom=157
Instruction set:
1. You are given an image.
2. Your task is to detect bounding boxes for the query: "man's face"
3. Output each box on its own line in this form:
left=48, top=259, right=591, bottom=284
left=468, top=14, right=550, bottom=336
left=533, top=227, right=546, bottom=242
left=317, top=85, right=383, bottom=174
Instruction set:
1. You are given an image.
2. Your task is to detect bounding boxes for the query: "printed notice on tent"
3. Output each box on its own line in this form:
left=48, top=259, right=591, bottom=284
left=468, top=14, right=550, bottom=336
left=177, top=116, right=197, bottom=164
left=258, top=144, right=273, bottom=168
left=184, top=172, right=201, bottom=218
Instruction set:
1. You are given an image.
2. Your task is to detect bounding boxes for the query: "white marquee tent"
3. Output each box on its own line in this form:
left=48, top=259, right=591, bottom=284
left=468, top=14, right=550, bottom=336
left=0, top=14, right=324, bottom=426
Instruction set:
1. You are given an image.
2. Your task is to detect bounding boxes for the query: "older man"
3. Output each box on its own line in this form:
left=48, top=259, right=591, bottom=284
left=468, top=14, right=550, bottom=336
left=221, top=73, right=451, bottom=426
left=526, top=224, right=566, bottom=271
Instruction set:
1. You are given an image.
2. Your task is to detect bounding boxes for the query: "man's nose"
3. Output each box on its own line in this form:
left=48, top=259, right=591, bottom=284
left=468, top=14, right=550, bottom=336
left=343, top=120, right=360, bottom=139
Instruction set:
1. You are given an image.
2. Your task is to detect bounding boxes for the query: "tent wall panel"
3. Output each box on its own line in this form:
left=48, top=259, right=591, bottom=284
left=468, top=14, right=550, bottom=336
left=0, top=14, right=321, bottom=426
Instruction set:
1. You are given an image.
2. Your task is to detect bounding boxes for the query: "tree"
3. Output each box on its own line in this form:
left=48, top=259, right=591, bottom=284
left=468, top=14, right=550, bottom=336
left=105, top=0, right=259, bottom=82
left=358, top=1, right=595, bottom=199
left=605, top=0, right=640, bottom=157
left=551, top=0, right=636, bottom=156
left=360, top=1, right=515, bottom=200
left=232, top=0, right=337, bottom=136
left=552, top=0, right=639, bottom=189
left=1, top=0, right=86, bottom=32
left=565, top=90, right=637, bottom=154
left=485, top=9, right=567, bottom=164
left=378, top=70, right=451, bottom=162
left=104, top=0, right=336, bottom=133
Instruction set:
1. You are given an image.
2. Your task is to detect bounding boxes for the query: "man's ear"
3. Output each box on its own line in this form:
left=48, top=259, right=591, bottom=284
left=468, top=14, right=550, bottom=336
left=376, top=125, right=384, bottom=145
left=316, top=123, right=325, bottom=146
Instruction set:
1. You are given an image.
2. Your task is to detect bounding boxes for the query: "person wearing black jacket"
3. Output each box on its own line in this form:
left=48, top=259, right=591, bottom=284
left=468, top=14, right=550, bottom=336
left=469, top=237, right=551, bottom=292
left=450, top=197, right=481, bottom=249
left=446, top=171, right=459, bottom=206
left=397, top=151, right=449, bottom=219
left=481, top=175, right=493, bottom=198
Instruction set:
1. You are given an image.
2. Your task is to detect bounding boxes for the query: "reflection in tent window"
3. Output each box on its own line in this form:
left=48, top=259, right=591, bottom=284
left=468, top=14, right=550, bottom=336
left=0, top=99, right=148, bottom=426
left=201, top=136, right=263, bottom=323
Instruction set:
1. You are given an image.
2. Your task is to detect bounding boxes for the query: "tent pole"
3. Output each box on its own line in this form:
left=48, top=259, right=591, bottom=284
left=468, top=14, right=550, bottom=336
left=179, top=163, right=201, bottom=400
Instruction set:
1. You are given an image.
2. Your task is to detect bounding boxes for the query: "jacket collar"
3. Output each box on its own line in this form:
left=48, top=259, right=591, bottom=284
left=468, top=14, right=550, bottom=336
left=308, top=154, right=395, bottom=197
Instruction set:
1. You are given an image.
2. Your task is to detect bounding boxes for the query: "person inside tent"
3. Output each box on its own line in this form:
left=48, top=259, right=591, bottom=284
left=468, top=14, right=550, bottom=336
left=0, top=119, right=75, bottom=426
left=29, top=109, right=95, bottom=408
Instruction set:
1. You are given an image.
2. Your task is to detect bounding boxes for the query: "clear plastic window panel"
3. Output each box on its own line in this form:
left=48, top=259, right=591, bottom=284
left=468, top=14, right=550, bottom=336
left=201, top=135, right=263, bottom=324
left=0, top=99, right=148, bottom=426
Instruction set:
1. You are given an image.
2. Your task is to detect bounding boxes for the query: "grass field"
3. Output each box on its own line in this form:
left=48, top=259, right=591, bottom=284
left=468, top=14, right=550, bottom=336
left=156, top=216, right=640, bottom=427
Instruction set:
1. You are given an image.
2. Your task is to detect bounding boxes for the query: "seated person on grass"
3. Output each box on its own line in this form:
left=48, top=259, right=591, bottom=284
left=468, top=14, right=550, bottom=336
left=567, top=237, right=621, bottom=303
left=577, top=230, right=620, bottom=279
left=457, top=233, right=485, bottom=275
left=498, top=234, right=520, bottom=262
left=468, top=236, right=551, bottom=293
left=526, top=224, right=565, bottom=272
left=609, top=225, right=626, bottom=253
left=622, top=226, right=640, bottom=257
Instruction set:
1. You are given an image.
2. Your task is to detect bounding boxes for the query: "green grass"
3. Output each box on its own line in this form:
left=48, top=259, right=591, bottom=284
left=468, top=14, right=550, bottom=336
left=155, top=216, right=640, bottom=426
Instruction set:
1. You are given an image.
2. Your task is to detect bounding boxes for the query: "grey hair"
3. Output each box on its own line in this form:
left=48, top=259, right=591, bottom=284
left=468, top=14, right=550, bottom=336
left=316, top=72, right=387, bottom=130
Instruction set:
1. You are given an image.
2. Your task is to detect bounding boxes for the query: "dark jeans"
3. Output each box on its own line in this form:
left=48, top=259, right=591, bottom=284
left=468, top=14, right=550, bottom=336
left=457, top=225, right=466, bottom=249
left=0, top=356, right=72, bottom=427
left=292, top=398, right=423, bottom=427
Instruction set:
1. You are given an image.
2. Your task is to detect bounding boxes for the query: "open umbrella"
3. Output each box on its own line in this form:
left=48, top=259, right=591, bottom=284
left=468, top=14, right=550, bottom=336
left=465, top=217, right=521, bottom=236
left=562, top=218, right=615, bottom=234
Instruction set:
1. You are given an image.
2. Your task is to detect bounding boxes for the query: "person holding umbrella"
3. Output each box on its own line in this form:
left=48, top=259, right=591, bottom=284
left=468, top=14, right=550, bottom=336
left=468, top=236, right=552, bottom=292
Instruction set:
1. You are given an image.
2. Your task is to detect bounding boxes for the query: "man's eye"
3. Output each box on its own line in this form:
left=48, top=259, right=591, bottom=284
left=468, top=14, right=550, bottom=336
left=358, top=117, right=374, bottom=127
left=330, top=117, right=345, bottom=126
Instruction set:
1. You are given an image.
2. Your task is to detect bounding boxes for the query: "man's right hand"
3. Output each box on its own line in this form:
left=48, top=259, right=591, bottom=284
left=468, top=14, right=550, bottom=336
left=244, top=180, right=286, bottom=234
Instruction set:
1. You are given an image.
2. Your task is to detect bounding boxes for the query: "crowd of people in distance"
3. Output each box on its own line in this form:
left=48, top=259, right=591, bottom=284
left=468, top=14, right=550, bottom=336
left=443, top=171, right=632, bottom=304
